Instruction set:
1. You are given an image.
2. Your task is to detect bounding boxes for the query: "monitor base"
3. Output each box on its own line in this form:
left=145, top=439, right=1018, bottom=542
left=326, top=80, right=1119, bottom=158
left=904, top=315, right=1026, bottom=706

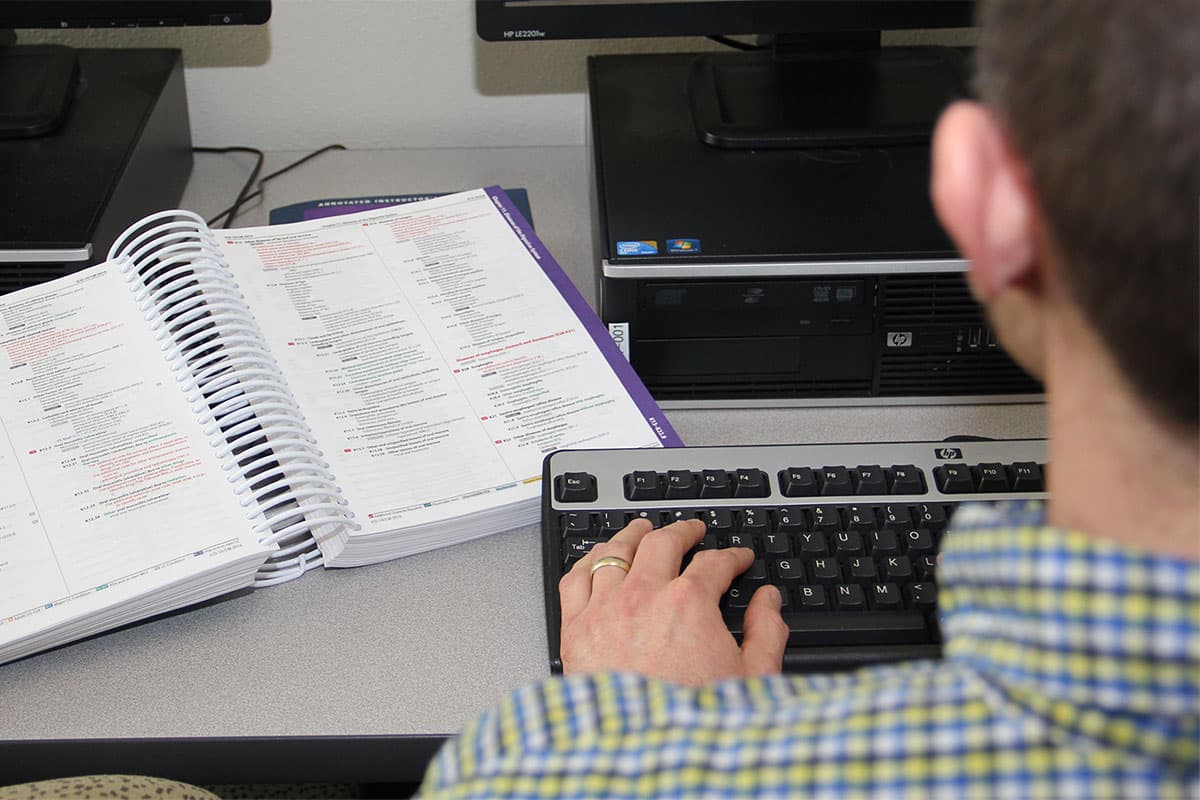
left=0, top=44, right=79, bottom=139
left=688, top=45, right=968, bottom=149
left=0, top=48, right=193, bottom=292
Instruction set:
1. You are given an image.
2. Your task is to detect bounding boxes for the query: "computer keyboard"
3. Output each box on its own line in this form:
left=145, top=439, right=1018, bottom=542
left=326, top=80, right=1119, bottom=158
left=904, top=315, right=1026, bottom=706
left=541, top=438, right=1047, bottom=673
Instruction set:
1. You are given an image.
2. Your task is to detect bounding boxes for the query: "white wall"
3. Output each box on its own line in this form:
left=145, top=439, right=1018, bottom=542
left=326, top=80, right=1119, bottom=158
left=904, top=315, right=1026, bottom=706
left=17, top=0, right=974, bottom=151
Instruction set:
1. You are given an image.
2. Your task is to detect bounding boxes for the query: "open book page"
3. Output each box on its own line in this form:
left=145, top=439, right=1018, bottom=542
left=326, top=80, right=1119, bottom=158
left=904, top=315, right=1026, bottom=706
left=216, top=188, right=674, bottom=562
left=0, top=266, right=271, bottom=659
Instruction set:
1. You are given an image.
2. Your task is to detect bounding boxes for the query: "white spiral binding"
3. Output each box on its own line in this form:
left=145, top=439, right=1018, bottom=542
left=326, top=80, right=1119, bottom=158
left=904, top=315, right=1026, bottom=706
left=108, top=211, right=356, bottom=586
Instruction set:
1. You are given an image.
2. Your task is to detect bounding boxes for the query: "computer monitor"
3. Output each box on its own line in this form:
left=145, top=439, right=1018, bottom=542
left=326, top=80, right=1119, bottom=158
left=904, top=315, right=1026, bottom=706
left=476, top=0, right=974, bottom=148
left=0, top=1, right=272, bottom=138
left=476, top=0, right=972, bottom=40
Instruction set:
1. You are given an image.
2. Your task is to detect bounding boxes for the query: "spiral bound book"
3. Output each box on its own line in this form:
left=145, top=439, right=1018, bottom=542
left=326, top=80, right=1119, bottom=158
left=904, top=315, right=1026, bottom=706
left=0, top=187, right=679, bottom=666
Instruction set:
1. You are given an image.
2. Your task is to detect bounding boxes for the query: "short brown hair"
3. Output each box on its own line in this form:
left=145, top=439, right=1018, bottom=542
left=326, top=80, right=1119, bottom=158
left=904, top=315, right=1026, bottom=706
left=974, top=0, right=1199, bottom=430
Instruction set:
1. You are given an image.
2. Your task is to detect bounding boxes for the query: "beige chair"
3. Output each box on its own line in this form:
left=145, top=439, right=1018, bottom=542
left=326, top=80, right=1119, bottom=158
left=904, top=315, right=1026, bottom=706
left=0, top=775, right=219, bottom=800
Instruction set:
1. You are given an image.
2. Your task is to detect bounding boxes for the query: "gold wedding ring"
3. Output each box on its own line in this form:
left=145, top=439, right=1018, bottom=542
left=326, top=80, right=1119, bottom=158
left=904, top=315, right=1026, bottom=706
left=590, top=555, right=632, bottom=577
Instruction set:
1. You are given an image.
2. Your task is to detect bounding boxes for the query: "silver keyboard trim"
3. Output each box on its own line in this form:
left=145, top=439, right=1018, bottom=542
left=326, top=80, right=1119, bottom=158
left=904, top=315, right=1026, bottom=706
left=547, top=439, right=1048, bottom=511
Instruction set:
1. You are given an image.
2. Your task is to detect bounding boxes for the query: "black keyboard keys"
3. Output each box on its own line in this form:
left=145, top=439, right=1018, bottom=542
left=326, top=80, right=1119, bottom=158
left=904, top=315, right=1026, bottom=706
left=597, top=511, right=628, bottom=535
left=703, top=508, right=735, bottom=535
left=739, top=508, right=770, bottom=534
left=796, top=585, right=828, bottom=610
left=797, top=531, right=828, bottom=557
left=818, top=467, right=854, bottom=496
left=774, top=559, right=804, bottom=584
left=834, top=584, right=866, bottom=610
left=910, top=582, right=938, bottom=611
left=625, top=470, right=662, bottom=500
left=763, top=531, right=791, bottom=556
left=810, top=506, right=841, bottom=534
left=699, top=469, right=732, bottom=498
left=975, top=462, right=1010, bottom=492
left=846, top=505, right=877, bottom=533
left=734, top=469, right=770, bottom=498
left=889, top=465, right=925, bottom=494
left=871, top=529, right=901, bottom=556
left=779, top=467, right=818, bottom=497
left=847, top=556, right=877, bottom=583
left=1010, top=461, right=1044, bottom=491
left=777, top=508, right=807, bottom=535
left=555, top=472, right=597, bottom=503
left=882, top=554, right=913, bottom=581
left=853, top=465, right=888, bottom=495
left=882, top=503, right=912, bottom=530
left=903, top=527, right=936, bottom=555
left=561, top=512, right=592, bottom=534
left=665, top=470, right=698, bottom=499
left=915, top=503, right=948, bottom=533
left=872, top=583, right=903, bottom=610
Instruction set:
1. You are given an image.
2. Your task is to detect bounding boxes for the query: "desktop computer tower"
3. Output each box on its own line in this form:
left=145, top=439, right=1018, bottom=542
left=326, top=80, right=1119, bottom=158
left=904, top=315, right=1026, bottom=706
left=588, top=53, right=1041, bottom=407
left=0, top=49, right=193, bottom=293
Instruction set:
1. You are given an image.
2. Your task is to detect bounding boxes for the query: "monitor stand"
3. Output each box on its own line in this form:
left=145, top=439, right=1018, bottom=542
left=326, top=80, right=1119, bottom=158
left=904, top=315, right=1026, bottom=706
left=0, top=48, right=194, bottom=293
left=0, top=42, right=79, bottom=139
left=687, top=35, right=968, bottom=149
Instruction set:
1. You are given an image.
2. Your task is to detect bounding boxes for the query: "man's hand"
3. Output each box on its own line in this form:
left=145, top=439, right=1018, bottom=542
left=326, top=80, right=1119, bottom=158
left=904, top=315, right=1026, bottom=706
left=558, top=518, right=788, bottom=686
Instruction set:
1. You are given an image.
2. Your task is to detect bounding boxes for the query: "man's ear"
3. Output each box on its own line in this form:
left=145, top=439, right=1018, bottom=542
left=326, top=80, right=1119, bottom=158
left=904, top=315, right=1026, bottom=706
left=931, top=101, right=1037, bottom=301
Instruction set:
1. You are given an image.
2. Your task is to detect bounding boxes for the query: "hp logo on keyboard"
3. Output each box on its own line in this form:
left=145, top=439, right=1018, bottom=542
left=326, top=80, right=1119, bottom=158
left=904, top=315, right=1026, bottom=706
left=934, top=447, right=963, bottom=460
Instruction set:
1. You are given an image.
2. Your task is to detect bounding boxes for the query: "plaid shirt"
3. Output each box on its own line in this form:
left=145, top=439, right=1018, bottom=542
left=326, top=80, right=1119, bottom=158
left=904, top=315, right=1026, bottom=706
left=421, top=502, right=1199, bottom=799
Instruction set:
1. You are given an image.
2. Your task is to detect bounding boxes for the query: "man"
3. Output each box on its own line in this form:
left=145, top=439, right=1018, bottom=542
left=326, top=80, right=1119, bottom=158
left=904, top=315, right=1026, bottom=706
left=422, top=0, right=1199, bottom=795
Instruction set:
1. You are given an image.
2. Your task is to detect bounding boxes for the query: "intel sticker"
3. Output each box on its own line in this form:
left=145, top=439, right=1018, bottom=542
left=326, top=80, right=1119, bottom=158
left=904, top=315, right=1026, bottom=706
left=616, top=240, right=659, bottom=256
left=666, top=238, right=701, bottom=255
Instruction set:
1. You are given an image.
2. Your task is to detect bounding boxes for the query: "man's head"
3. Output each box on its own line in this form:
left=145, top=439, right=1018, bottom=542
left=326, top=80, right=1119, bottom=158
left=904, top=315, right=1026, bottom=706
left=931, top=0, right=1199, bottom=433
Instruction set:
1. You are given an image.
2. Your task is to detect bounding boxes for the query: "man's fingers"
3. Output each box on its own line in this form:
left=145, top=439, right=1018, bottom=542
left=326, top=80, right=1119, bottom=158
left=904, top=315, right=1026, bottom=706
left=677, top=546, right=755, bottom=600
left=628, top=519, right=707, bottom=586
left=587, top=517, right=654, bottom=597
left=740, top=585, right=788, bottom=676
left=560, top=518, right=652, bottom=625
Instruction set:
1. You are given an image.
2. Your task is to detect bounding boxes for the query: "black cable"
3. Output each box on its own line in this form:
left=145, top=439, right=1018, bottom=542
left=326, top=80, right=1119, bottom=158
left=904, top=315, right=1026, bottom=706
left=251, top=143, right=346, bottom=196
left=196, top=143, right=348, bottom=227
left=707, top=34, right=764, bottom=51
left=192, top=146, right=264, bottom=227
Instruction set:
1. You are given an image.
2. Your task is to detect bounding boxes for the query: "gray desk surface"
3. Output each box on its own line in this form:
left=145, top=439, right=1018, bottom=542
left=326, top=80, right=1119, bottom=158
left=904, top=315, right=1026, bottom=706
left=0, top=146, right=1045, bottom=784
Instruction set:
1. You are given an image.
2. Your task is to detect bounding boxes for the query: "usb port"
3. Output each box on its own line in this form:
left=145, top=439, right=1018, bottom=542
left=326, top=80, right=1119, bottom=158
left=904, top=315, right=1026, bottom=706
left=968, top=327, right=983, bottom=349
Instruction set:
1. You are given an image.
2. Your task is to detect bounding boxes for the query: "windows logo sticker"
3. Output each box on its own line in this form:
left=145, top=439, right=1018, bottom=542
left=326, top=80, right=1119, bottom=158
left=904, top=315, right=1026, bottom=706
left=666, top=238, right=701, bottom=255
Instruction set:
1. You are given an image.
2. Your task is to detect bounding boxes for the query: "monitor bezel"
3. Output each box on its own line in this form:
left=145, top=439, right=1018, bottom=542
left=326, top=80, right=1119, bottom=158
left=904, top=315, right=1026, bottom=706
left=0, top=1, right=272, bottom=28
left=476, top=0, right=974, bottom=42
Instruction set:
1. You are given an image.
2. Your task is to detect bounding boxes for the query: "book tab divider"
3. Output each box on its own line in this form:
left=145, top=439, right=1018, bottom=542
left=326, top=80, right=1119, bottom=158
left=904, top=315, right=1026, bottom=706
left=108, top=210, right=357, bottom=586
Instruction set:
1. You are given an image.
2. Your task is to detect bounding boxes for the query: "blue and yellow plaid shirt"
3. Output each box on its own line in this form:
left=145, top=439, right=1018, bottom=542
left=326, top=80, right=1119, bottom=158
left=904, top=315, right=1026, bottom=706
left=421, top=502, right=1199, bottom=798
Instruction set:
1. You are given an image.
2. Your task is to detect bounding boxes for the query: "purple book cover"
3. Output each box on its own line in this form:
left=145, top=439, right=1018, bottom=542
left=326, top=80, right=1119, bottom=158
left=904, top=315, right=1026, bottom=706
left=485, top=186, right=683, bottom=448
left=270, top=189, right=534, bottom=228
